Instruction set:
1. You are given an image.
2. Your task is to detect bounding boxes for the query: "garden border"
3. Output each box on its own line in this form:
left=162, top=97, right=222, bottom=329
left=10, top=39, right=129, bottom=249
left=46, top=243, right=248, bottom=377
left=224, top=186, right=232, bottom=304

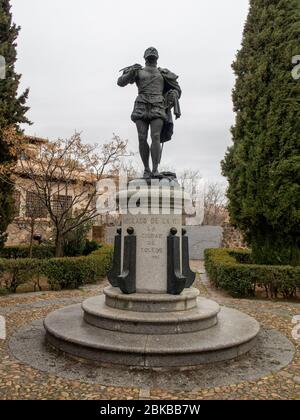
left=0, top=244, right=113, bottom=293
left=204, top=248, right=300, bottom=298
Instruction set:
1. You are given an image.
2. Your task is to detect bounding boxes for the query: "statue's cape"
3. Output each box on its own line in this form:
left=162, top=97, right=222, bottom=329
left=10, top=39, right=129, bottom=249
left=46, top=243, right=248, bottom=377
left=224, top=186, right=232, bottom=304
left=158, top=68, right=182, bottom=99
left=158, top=68, right=182, bottom=143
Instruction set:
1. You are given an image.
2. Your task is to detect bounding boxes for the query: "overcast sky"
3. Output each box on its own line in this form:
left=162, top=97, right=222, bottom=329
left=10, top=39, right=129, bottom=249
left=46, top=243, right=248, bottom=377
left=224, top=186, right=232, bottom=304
left=12, top=0, right=250, bottom=181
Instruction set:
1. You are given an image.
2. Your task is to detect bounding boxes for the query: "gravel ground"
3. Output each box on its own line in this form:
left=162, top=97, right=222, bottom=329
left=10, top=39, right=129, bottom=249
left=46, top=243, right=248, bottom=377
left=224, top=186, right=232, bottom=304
left=0, top=266, right=300, bottom=400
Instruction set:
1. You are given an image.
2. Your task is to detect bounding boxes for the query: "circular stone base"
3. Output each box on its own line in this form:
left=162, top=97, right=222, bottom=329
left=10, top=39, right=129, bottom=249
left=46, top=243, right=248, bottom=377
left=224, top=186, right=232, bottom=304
left=44, top=303, right=260, bottom=367
left=10, top=319, right=295, bottom=391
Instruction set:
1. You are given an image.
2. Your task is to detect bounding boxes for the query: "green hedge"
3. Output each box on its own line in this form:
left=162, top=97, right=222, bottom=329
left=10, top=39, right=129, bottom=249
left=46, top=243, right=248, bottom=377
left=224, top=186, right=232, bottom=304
left=0, top=244, right=114, bottom=293
left=228, top=249, right=252, bottom=264
left=0, top=258, right=44, bottom=293
left=0, top=244, right=55, bottom=259
left=204, top=248, right=300, bottom=299
left=44, top=245, right=113, bottom=290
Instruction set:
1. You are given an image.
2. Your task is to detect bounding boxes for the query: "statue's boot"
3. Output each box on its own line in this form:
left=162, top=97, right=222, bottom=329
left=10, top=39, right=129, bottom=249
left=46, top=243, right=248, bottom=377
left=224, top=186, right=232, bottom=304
left=143, top=168, right=152, bottom=179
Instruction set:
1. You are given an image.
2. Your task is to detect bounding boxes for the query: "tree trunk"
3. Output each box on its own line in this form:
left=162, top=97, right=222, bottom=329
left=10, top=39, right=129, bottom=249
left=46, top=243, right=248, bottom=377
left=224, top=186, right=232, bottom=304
left=55, top=230, right=64, bottom=257
left=29, top=219, right=34, bottom=259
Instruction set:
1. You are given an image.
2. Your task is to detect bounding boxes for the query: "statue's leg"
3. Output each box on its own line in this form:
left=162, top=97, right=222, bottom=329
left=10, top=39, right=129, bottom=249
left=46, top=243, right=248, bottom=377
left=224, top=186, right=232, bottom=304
left=136, top=120, right=151, bottom=177
left=150, top=118, right=164, bottom=176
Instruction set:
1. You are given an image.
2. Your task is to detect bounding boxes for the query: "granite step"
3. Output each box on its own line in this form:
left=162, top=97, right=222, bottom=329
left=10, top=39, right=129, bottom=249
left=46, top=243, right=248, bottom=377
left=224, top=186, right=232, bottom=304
left=82, top=295, right=220, bottom=334
left=104, top=286, right=200, bottom=313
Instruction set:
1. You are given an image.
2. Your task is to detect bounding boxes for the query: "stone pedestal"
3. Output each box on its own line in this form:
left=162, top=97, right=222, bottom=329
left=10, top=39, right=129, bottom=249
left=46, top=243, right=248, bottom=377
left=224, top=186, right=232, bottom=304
left=121, top=214, right=182, bottom=293
left=44, top=177, right=260, bottom=368
left=118, top=179, right=187, bottom=293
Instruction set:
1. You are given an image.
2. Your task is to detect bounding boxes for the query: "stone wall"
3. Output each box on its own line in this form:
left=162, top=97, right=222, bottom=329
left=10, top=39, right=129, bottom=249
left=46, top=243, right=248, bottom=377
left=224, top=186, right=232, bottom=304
left=185, top=226, right=223, bottom=260
left=104, top=226, right=120, bottom=244
left=6, top=220, right=53, bottom=246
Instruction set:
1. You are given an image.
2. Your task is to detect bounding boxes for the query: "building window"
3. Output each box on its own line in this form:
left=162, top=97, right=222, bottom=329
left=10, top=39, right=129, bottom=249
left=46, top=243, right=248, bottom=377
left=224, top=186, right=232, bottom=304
left=26, top=192, right=48, bottom=218
left=52, top=195, right=72, bottom=217
left=12, top=190, right=21, bottom=218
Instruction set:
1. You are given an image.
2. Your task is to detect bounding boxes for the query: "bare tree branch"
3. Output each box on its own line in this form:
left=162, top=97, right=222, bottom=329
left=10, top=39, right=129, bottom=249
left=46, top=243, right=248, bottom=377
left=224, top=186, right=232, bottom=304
left=13, top=133, right=129, bottom=256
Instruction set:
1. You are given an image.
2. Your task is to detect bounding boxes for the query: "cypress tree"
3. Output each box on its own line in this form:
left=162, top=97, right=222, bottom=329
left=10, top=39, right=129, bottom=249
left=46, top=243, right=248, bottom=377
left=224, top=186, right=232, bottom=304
left=0, top=0, right=30, bottom=247
left=222, top=0, right=300, bottom=266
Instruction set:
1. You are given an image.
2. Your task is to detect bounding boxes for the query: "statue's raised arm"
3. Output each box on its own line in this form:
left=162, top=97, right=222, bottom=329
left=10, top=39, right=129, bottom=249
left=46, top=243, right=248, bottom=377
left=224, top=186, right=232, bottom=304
left=117, top=64, right=142, bottom=87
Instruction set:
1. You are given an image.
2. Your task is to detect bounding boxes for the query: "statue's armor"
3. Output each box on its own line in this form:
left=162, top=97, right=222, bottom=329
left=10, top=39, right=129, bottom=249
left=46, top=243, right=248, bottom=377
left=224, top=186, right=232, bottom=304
left=136, top=68, right=164, bottom=102
left=117, top=63, right=181, bottom=130
left=131, top=67, right=167, bottom=122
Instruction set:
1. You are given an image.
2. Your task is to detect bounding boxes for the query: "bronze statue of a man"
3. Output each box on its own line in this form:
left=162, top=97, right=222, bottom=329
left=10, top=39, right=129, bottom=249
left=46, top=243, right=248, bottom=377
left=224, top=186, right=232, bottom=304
left=117, top=47, right=182, bottom=178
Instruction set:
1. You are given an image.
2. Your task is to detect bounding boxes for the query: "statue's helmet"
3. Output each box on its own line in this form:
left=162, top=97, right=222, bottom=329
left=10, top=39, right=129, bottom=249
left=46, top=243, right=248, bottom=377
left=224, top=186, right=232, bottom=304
left=144, top=47, right=159, bottom=60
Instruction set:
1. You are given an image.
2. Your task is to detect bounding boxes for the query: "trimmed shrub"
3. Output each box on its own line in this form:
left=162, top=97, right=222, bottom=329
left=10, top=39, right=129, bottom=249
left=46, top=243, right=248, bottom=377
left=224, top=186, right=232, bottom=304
left=0, top=258, right=44, bottom=293
left=91, top=244, right=113, bottom=257
left=0, top=244, right=55, bottom=259
left=228, top=249, right=252, bottom=264
left=43, top=244, right=113, bottom=290
left=44, top=257, right=92, bottom=290
left=63, top=221, right=94, bottom=257
left=0, top=244, right=114, bottom=293
left=82, top=240, right=100, bottom=256
left=204, top=248, right=300, bottom=299
left=0, top=241, right=101, bottom=260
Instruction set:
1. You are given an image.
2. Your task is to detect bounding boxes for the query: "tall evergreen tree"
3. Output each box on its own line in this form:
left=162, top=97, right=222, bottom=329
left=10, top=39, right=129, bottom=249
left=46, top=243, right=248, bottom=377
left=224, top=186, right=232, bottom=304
left=0, top=0, right=30, bottom=247
left=222, top=0, right=300, bottom=266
